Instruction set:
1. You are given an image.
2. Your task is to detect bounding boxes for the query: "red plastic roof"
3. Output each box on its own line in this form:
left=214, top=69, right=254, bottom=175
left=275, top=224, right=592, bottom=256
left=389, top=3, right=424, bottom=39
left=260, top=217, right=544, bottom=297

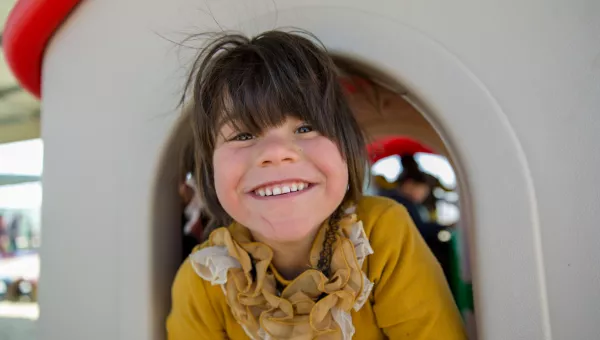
left=3, top=0, right=83, bottom=98
left=367, top=136, right=436, bottom=163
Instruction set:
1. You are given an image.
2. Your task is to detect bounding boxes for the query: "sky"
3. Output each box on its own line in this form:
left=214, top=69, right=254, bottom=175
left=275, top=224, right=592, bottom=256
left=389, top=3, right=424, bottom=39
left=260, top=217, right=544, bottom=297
left=0, top=139, right=43, bottom=209
left=0, top=139, right=43, bottom=175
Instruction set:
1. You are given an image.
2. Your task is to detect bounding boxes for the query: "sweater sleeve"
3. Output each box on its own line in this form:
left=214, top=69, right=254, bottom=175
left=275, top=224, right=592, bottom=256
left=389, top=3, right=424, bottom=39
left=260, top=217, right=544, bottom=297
left=368, top=201, right=467, bottom=339
left=166, top=258, right=227, bottom=340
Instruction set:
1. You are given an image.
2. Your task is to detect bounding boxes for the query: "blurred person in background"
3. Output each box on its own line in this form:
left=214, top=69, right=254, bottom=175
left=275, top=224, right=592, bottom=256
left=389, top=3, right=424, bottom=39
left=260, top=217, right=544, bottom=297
left=376, top=154, right=453, bottom=281
left=8, top=214, right=22, bottom=253
left=0, top=214, right=8, bottom=255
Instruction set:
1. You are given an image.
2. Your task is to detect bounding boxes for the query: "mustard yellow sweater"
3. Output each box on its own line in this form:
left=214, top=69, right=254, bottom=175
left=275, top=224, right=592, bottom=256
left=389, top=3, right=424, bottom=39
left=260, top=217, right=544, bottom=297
left=167, top=196, right=466, bottom=339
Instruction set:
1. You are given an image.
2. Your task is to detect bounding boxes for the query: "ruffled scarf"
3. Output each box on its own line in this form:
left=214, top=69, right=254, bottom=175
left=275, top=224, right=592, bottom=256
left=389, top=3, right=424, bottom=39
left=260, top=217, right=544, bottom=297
left=189, top=207, right=374, bottom=340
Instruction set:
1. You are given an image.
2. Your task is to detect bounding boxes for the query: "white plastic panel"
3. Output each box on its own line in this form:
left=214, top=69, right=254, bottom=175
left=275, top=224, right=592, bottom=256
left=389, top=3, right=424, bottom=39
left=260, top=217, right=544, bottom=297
left=40, top=1, right=600, bottom=339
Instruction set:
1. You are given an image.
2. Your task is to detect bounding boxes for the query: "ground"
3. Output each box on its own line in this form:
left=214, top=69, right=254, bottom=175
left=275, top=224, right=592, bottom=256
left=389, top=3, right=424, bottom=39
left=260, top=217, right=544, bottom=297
left=0, top=302, right=37, bottom=340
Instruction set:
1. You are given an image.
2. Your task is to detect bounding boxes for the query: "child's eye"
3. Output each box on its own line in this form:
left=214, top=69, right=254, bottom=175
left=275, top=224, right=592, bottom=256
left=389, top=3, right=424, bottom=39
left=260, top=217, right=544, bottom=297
left=230, top=132, right=255, bottom=141
left=296, top=125, right=314, bottom=134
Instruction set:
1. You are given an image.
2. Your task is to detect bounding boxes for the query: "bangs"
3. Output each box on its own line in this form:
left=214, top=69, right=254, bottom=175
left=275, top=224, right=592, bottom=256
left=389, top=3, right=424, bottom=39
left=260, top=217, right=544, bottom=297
left=198, top=31, right=343, bottom=142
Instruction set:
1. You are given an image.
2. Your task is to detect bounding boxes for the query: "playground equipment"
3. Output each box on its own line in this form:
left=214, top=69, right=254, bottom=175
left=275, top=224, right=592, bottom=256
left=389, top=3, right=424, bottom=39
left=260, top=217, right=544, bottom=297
left=4, top=1, right=600, bottom=339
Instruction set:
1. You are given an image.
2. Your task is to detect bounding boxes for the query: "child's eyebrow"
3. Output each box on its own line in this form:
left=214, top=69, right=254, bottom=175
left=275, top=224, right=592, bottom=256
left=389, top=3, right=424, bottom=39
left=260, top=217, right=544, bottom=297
left=215, top=116, right=245, bottom=134
left=215, top=116, right=228, bottom=131
left=213, top=107, right=236, bottom=129
left=215, top=130, right=229, bottom=142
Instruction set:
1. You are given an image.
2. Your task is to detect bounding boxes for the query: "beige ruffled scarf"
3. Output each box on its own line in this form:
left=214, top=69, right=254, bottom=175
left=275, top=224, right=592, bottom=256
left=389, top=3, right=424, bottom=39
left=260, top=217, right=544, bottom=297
left=189, top=207, right=374, bottom=340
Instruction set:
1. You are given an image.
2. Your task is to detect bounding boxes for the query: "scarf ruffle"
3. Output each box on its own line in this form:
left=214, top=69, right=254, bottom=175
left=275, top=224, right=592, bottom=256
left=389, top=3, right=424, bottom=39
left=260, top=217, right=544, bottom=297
left=190, top=210, right=374, bottom=340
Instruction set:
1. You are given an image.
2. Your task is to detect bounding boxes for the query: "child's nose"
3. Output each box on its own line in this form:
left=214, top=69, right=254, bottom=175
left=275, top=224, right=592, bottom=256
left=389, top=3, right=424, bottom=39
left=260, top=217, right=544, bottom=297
left=256, top=137, right=301, bottom=167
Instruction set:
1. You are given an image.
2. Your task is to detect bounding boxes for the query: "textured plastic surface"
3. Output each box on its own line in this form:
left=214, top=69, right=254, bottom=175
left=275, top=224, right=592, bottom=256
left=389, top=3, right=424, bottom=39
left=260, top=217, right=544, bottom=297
left=33, top=1, right=600, bottom=339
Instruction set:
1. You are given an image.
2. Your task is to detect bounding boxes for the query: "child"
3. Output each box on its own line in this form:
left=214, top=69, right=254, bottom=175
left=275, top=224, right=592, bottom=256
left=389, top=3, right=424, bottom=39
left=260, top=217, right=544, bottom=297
left=167, top=30, right=466, bottom=339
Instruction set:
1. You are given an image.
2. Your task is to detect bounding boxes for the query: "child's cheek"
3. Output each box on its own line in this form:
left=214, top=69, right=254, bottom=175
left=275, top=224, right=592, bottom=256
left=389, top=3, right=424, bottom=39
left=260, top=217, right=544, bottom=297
left=301, top=136, right=345, bottom=164
left=212, top=147, right=246, bottom=211
left=300, top=137, right=349, bottom=186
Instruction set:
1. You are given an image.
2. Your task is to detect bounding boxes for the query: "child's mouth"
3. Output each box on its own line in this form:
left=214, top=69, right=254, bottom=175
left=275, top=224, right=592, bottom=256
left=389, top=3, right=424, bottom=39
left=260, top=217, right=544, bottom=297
left=251, top=181, right=313, bottom=198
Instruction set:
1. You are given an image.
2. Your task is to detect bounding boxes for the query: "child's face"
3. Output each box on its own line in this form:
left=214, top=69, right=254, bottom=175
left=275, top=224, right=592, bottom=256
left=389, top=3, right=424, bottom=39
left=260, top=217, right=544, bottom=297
left=213, top=116, right=349, bottom=243
left=400, top=180, right=431, bottom=204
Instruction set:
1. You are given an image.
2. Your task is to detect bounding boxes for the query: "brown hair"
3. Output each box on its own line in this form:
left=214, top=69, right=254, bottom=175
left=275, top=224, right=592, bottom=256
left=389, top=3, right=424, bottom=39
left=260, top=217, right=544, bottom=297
left=180, top=30, right=367, bottom=230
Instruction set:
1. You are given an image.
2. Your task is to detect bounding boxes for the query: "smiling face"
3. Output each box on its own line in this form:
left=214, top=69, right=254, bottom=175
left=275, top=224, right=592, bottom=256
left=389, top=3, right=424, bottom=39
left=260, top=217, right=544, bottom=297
left=184, top=31, right=368, bottom=238
left=213, top=117, right=349, bottom=242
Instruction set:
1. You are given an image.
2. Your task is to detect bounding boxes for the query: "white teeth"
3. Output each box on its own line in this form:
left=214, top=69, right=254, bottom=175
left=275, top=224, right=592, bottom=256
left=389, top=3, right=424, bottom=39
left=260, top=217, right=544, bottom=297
left=255, top=182, right=309, bottom=197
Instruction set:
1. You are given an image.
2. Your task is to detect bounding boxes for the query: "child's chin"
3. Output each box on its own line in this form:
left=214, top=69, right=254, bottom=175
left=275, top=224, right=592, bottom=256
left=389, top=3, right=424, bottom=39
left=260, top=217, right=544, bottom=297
left=243, top=213, right=326, bottom=241
left=263, top=222, right=318, bottom=243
